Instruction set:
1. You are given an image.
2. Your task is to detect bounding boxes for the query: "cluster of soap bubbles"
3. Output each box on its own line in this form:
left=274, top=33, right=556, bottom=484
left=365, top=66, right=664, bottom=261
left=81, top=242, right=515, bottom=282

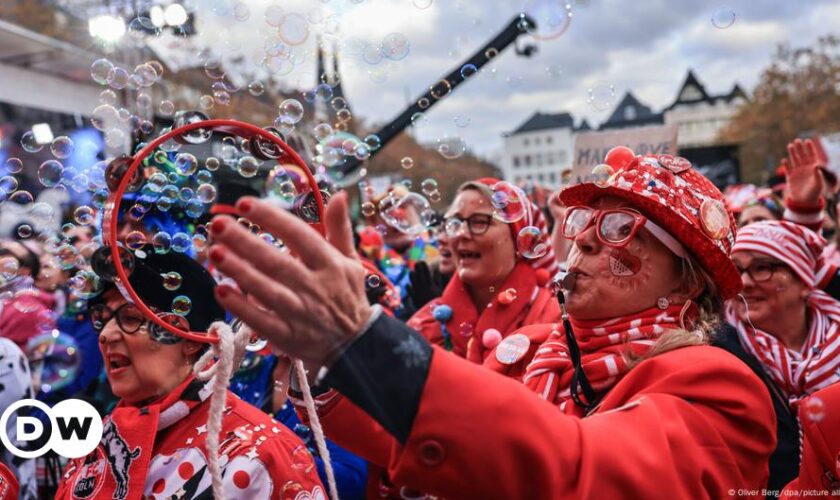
left=91, top=59, right=164, bottom=91
left=378, top=191, right=436, bottom=235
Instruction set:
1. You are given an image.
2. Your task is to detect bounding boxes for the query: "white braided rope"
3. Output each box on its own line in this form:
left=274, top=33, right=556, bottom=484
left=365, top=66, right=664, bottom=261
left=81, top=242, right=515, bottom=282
left=192, top=321, right=250, bottom=500
left=293, top=359, right=339, bottom=500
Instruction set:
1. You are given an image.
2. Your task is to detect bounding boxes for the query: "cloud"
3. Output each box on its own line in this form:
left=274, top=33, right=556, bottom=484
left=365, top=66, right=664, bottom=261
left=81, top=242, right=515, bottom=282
left=186, top=0, right=838, bottom=159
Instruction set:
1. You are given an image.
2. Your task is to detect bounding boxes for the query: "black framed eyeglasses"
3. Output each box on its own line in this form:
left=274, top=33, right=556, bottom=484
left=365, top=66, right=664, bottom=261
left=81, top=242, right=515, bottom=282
left=91, top=303, right=188, bottom=344
left=734, top=260, right=786, bottom=283
left=444, top=213, right=494, bottom=237
left=90, top=303, right=147, bottom=334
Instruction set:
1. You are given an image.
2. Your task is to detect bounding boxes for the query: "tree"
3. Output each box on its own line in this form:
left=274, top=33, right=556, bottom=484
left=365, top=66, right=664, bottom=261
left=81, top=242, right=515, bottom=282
left=721, top=35, right=840, bottom=184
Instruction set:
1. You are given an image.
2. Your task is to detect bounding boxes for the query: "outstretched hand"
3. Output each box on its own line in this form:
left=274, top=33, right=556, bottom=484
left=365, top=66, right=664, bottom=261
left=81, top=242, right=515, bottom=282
left=208, top=192, right=371, bottom=366
left=785, top=138, right=826, bottom=205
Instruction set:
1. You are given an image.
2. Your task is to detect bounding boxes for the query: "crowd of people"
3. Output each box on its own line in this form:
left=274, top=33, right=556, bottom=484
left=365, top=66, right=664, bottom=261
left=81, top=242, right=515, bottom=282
left=1, top=135, right=839, bottom=499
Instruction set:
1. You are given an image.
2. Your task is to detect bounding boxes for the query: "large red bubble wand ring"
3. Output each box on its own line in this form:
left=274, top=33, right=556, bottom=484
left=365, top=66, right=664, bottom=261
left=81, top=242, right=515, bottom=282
left=101, top=120, right=338, bottom=500
left=103, top=119, right=326, bottom=344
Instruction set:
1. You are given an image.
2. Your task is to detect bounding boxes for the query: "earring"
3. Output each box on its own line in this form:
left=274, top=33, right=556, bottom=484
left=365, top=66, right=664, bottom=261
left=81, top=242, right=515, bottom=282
left=679, top=299, right=695, bottom=330
left=657, top=297, right=670, bottom=310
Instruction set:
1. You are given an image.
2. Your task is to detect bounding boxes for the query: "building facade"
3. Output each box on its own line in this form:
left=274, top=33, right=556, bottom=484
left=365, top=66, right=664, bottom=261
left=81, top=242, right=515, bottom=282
left=498, top=69, right=747, bottom=188
left=498, top=112, right=590, bottom=188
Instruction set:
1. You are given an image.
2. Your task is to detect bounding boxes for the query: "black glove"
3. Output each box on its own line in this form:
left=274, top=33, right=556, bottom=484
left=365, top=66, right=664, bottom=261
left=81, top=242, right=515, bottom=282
left=365, top=282, right=388, bottom=306
left=406, top=261, right=445, bottom=310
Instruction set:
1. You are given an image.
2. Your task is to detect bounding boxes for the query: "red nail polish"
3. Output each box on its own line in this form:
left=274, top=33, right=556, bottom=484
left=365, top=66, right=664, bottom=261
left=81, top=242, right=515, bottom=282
left=211, top=218, right=227, bottom=234
left=209, top=247, right=225, bottom=263
left=216, top=285, right=229, bottom=299
left=238, top=198, right=253, bottom=214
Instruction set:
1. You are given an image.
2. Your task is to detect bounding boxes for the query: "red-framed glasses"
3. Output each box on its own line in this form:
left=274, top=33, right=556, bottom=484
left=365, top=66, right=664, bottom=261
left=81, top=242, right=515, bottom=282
left=561, top=207, right=647, bottom=248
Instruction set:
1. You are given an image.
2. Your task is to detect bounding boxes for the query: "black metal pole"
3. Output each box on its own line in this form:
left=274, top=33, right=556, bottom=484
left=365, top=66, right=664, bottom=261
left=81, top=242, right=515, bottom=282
left=337, top=13, right=537, bottom=175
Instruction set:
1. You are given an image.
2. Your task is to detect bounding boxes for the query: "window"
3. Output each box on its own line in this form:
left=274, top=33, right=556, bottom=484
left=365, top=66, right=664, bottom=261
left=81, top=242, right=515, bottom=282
left=513, top=156, right=520, bottom=167
left=538, top=173, right=545, bottom=182
left=558, top=151, right=567, bottom=164
left=624, top=106, right=637, bottom=121
left=535, top=137, right=541, bottom=145
left=536, top=154, right=543, bottom=166
left=523, top=138, right=529, bottom=146
left=546, top=136, right=553, bottom=145
left=547, top=153, right=555, bottom=165
left=549, top=172, right=557, bottom=183
left=524, top=155, right=532, bottom=166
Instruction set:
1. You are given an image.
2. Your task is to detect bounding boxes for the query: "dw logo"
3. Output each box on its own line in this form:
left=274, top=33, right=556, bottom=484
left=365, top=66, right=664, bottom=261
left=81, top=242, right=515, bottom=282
left=0, top=399, right=103, bottom=459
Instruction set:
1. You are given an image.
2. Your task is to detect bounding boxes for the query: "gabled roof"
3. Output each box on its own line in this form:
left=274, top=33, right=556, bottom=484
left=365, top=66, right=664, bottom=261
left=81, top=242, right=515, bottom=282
left=664, top=69, right=747, bottom=111
left=599, top=92, right=663, bottom=130
left=576, top=118, right=592, bottom=132
left=507, top=112, right=574, bottom=135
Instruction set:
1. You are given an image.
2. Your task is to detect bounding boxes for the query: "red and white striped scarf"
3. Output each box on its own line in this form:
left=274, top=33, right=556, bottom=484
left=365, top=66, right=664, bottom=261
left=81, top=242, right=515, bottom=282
left=523, top=304, right=686, bottom=417
left=727, top=292, right=840, bottom=407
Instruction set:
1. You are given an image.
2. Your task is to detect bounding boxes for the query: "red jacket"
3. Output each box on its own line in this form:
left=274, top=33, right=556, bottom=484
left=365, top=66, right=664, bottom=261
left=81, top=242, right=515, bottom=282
left=781, top=383, right=840, bottom=497
left=408, top=261, right=559, bottom=363
left=316, top=342, right=775, bottom=499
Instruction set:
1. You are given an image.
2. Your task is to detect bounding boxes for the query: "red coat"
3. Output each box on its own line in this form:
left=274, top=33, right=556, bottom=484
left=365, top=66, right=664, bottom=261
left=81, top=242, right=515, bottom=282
left=408, top=261, right=559, bottom=363
left=781, top=383, right=840, bottom=497
left=316, top=342, right=775, bottom=499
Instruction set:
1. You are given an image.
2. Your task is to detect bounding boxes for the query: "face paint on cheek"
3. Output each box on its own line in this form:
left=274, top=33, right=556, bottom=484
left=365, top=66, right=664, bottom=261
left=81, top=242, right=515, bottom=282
left=599, top=247, right=652, bottom=291
left=608, top=248, right=641, bottom=277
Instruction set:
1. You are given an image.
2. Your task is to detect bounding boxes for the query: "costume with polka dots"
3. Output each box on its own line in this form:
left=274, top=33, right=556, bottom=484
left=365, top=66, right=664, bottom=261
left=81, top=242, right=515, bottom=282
left=54, top=376, right=324, bottom=500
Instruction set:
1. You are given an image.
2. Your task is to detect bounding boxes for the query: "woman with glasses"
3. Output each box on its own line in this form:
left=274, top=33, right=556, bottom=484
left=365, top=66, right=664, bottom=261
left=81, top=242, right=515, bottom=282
left=210, top=153, right=775, bottom=497
left=724, top=220, right=840, bottom=494
left=56, top=246, right=325, bottom=500
left=282, top=179, right=561, bottom=498
left=405, top=178, right=560, bottom=371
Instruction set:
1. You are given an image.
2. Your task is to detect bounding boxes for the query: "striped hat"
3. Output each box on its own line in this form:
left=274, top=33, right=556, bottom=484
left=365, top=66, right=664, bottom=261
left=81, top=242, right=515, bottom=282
left=733, top=220, right=828, bottom=288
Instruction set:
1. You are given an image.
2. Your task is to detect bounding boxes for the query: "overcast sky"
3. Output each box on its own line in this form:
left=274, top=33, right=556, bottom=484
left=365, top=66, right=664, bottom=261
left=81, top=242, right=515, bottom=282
left=185, top=0, right=840, bottom=160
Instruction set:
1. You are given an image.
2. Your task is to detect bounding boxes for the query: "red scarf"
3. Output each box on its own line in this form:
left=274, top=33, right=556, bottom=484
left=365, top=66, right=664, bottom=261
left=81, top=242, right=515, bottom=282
left=727, top=291, right=840, bottom=407
left=409, top=261, right=555, bottom=362
left=523, top=305, right=686, bottom=417
left=76, top=376, right=210, bottom=500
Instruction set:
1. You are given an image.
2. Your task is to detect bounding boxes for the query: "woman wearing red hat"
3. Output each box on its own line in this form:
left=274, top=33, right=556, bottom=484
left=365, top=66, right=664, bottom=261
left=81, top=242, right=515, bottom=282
left=55, top=247, right=325, bottom=500
left=724, top=220, right=840, bottom=494
left=209, top=149, right=776, bottom=498
left=406, top=178, right=560, bottom=370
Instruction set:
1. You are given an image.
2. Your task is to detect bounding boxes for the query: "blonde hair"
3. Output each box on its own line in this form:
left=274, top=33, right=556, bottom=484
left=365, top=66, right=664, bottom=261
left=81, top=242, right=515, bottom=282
left=625, top=253, right=722, bottom=368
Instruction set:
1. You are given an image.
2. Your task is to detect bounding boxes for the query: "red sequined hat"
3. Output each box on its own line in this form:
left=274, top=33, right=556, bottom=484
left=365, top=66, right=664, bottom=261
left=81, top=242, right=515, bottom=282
left=560, top=148, right=742, bottom=299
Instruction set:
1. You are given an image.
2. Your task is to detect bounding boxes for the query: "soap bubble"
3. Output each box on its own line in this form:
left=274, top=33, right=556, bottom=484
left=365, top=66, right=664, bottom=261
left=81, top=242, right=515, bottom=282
left=38, top=160, right=64, bottom=188
left=171, top=295, right=192, bottom=315
left=517, top=226, right=548, bottom=259
left=174, top=153, right=198, bottom=176
left=73, top=206, right=95, bottom=226
left=587, top=82, right=617, bottom=111
left=279, top=99, right=305, bottom=123
left=50, top=136, right=74, bottom=159
left=711, top=7, right=736, bottom=29
left=91, top=58, right=114, bottom=85
left=491, top=181, right=528, bottom=223
left=379, top=192, right=435, bottom=235
left=437, top=135, right=467, bottom=159
left=196, top=184, right=217, bottom=203
left=523, top=1, right=572, bottom=40
left=152, top=231, right=172, bottom=254
left=21, top=131, right=43, bottom=153
left=161, top=272, right=183, bottom=291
